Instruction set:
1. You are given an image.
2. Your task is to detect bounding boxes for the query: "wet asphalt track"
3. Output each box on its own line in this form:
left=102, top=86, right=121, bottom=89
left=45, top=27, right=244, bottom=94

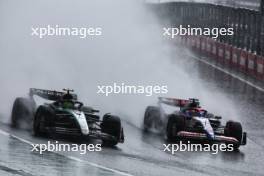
left=0, top=51, right=264, bottom=176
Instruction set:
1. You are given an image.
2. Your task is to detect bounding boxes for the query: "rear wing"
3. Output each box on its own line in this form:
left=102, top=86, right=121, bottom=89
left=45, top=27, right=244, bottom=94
left=158, top=97, right=189, bottom=107
left=29, top=88, right=77, bottom=101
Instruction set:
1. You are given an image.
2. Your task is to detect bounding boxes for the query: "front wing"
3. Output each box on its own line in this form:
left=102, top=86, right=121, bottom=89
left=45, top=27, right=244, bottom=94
left=175, top=131, right=247, bottom=145
left=46, top=126, right=124, bottom=143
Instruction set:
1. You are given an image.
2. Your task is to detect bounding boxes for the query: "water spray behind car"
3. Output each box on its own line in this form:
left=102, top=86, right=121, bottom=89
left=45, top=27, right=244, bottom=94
left=0, top=0, right=240, bottom=129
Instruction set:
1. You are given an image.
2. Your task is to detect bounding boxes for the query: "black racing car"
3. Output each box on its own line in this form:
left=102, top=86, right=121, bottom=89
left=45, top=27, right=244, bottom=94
left=11, top=88, right=124, bottom=146
left=144, top=97, right=247, bottom=149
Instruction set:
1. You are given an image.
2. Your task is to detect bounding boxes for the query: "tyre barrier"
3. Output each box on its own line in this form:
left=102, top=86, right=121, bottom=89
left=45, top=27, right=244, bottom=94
left=183, top=36, right=188, bottom=46
left=200, top=37, right=206, bottom=54
left=224, top=44, right=232, bottom=66
left=180, top=35, right=185, bottom=45
left=256, top=56, right=264, bottom=80
left=211, top=40, right=217, bottom=58
left=194, top=36, right=201, bottom=51
left=217, top=42, right=225, bottom=63
left=231, top=47, right=240, bottom=68
left=206, top=38, right=213, bottom=56
left=239, top=50, right=248, bottom=73
left=186, top=36, right=192, bottom=47
left=247, top=53, right=257, bottom=77
left=190, top=36, right=196, bottom=49
left=176, top=35, right=264, bottom=81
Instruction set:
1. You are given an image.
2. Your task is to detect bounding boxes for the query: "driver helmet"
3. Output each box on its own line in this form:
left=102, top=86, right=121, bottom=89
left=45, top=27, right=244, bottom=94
left=62, top=93, right=74, bottom=101
left=62, top=101, right=74, bottom=109
left=187, top=99, right=200, bottom=108
left=61, top=93, right=74, bottom=109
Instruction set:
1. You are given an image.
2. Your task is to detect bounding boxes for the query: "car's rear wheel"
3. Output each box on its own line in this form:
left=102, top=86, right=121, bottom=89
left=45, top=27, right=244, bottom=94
left=11, top=97, right=36, bottom=129
left=101, top=114, right=123, bottom=146
left=143, top=106, right=163, bottom=132
left=224, top=121, right=243, bottom=150
left=166, top=115, right=185, bottom=141
left=33, top=107, right=47, bottom=136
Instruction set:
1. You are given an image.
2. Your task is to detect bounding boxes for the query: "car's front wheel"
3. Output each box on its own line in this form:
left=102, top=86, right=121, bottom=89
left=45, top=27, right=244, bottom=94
left=224, top=121, right=243, bottom=150
left=101, top=114, right=123, bottom=147
left=166, top=115, right=185, bottom=141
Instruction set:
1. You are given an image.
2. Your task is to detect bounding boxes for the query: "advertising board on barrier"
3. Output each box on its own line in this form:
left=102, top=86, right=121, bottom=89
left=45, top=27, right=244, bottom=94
left=247, top=53, right=257, bottom=77
left=239, top=50, right=248, bottom=73
left=217, top=42, right=225, bottom=62
left=257, top=56, right=264, bottom=80
left=224, top=44, right=232, bottom=66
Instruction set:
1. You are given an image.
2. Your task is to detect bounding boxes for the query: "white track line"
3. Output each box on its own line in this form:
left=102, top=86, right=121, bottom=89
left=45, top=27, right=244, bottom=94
left=187, top=53, right=264, bottom=92
left=0, top=129, right=134, bottom=176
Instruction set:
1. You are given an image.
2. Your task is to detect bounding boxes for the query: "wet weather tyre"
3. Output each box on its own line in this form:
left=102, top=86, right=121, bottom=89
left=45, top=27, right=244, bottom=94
left=224, top=121, right=242, bottom=150
left=101, top=114, right=122, bottom=146
left=33, top=107, right=46, bottom=137
left=33, top=113, right=41, bottom=136
left=11, top=97, right=36, bottom=129
left=143, top=106, right=162, bottom=132
left=166, top=115, right=184, bottom=141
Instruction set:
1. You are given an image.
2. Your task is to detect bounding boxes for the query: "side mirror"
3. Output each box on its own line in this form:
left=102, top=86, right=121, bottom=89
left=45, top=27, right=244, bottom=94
left=81, top=106, right=99, bottom=113
left=215, top=116, right=222, bottom=120
left=206, top=113, right=214, bottom=118
left=92, top=109, right=100, bottom=113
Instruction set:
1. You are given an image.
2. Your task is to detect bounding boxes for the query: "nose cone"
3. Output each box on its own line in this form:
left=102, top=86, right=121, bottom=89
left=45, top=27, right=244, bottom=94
left=203, top=120, right=215, bottom=140
left=205, top=130, right=215, bottom=140
left=72, top=110, right=89, bottom=135
left=193, top=116, right=215, bottom=140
